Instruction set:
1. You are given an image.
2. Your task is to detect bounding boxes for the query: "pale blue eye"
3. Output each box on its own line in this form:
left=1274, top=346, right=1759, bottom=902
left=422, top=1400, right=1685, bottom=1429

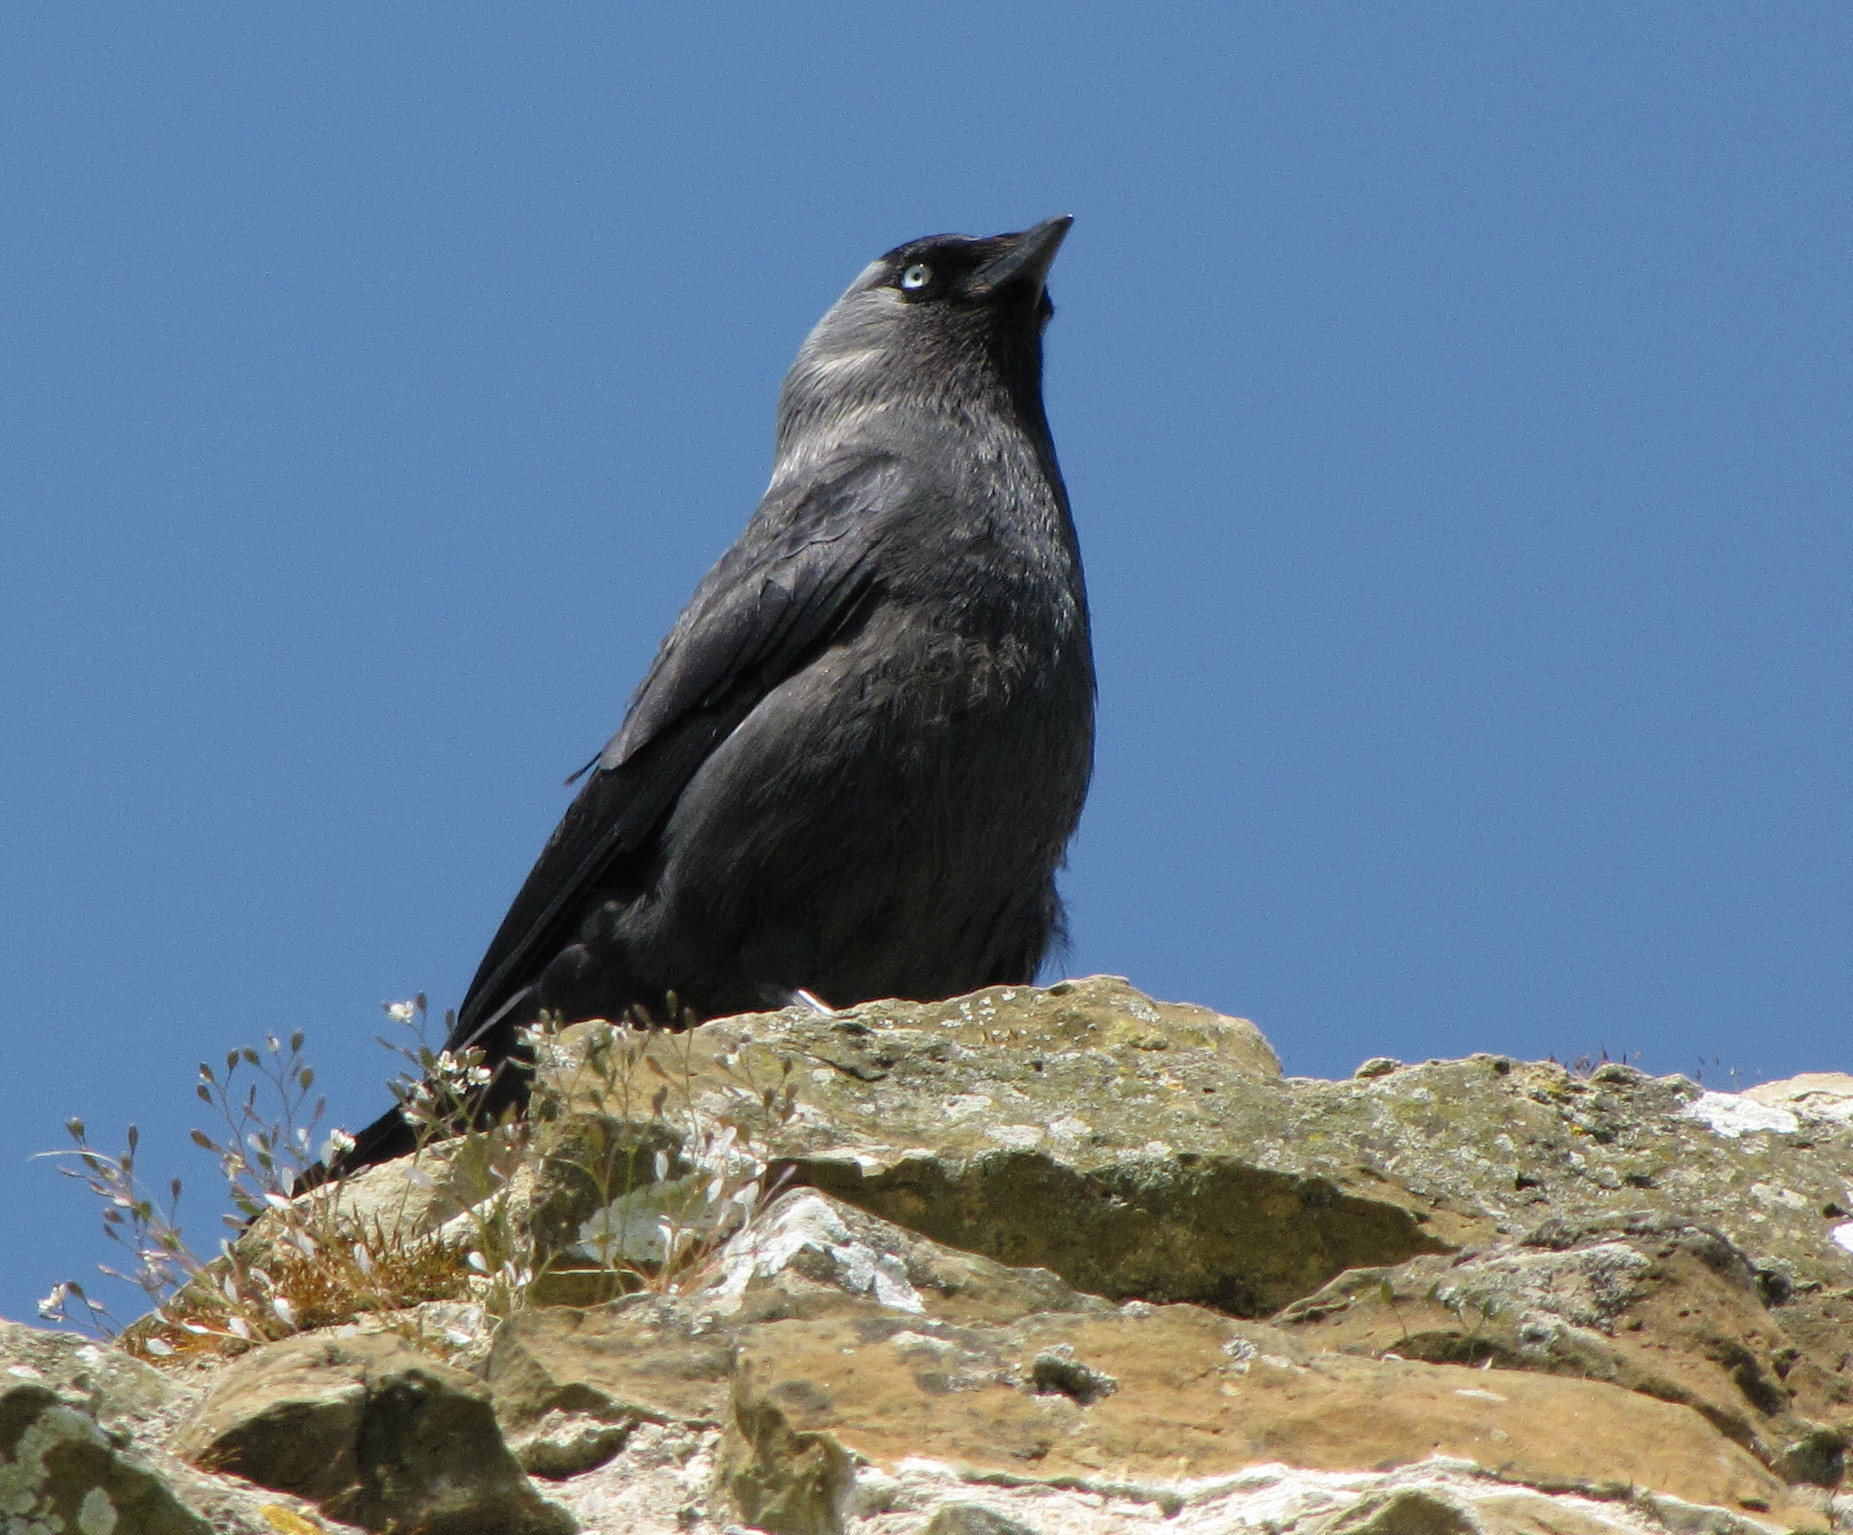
left=899, top=263, right=931, bottom=291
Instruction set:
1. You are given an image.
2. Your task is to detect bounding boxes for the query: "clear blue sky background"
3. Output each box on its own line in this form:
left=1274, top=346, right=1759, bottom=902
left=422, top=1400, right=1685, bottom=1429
left=3, top=6, right=1848, bottom=1327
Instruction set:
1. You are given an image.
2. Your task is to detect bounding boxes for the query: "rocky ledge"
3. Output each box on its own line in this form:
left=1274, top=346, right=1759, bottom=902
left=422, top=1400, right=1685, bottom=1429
left=7, top=976, right=1853, bottom=1535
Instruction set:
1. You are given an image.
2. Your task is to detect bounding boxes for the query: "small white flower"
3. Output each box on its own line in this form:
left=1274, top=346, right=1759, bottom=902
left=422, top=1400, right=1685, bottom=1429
left=271, top=1297, right=297, bottom=1328
left=384, top=1000, right=420, bottom=1025
left=143, top=1337, right=175, bottom=1357
left=36, top=1282, right=70, bottom=1319
left=466, top=1251, right=490, bottom=1273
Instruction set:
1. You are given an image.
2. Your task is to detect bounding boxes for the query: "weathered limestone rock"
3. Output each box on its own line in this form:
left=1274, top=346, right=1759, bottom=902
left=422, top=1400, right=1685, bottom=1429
left=0, top=1318, right=179, bottom=1440
left=1274, top=1059, right=1853, bottom=1415
left=174, top=1330, right=573, bottom=1533
left=533, top=994, right=1853, bottom=1405
left=532, top=977, right=1459, bottom=1316
left=1277, top=1212, right=1850, bottom=1485
left=489, top=1190, right=1102, bottom=1479
left=481, top=1188, right=1822, bottom=1533
left=704, top=1189, right=1109, bottom=1325
left=488, top=1295, right=738, bottom=1478
left=1743, top=1074, right=1853, bottom=1123
left=22, top=982, right=1853, bottom=1535
left=0, top=1318, right=340, bottom=1535
left=0, top=1380, right=210, bottom=1535
left=714, top=1298, right=1815, bottom=1535
left=922, top=1504, right=1041, bottom=1535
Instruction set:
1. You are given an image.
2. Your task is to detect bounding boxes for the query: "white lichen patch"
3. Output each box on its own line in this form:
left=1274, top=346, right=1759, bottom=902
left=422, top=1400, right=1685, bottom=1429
left=850, top=1454, right=1732, bottom=1535
left=886, top=1330, right=955, bottom=1356
left=1679, top=1091, right=1799, bottom=1139
left=0, top=1394, right=110, bottom=1526
left=710, top=1192, right=925, bottom=1313
left=77, top=1485, right=118, bottom=1535
left=545, top=1422, right=721, bottom=1535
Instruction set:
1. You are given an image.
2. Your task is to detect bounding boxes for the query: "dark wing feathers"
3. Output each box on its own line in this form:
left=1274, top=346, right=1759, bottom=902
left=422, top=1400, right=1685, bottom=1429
left=447, top=452, right=906, bottom=1047
left=604, top=463, right=899, bottom=767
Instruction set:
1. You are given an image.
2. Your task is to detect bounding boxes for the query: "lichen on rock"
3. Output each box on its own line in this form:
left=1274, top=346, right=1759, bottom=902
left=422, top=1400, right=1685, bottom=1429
left=24, top=978, right=1853, bottom=1535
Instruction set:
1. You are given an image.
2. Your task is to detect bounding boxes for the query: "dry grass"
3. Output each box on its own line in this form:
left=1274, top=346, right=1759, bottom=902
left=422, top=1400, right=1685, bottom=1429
left=47, top=997, right=801, bottom=1364
left=119, top=1229, right=477, bottom=1363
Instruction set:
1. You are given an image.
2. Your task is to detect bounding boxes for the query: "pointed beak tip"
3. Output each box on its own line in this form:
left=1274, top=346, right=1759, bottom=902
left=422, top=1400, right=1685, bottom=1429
left=1025, top=214, right=1074, bottom=251
left=978, top=215, right=1074, bottom=293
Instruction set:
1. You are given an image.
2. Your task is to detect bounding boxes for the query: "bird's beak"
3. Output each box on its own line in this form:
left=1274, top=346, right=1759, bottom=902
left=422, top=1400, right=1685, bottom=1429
left=973, top=215, right=1073, bottom=294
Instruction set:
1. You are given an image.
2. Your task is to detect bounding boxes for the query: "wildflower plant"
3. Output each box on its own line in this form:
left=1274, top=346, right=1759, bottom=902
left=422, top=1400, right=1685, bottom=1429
left=512, top=1003, right=798, bottom=1301
left=44, top=990, right=803, bottom=1360
left=36, top=1121, right=196, bottom=1338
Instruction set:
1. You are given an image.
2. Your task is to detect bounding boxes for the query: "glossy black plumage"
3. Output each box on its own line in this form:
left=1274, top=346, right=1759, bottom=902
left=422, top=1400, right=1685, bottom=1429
left=325, top=218, right=1093, bottom=1178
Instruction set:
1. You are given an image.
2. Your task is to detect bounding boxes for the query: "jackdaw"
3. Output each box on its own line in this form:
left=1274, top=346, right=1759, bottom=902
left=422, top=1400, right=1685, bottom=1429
left=325, top=216, right=1093, bottom=1178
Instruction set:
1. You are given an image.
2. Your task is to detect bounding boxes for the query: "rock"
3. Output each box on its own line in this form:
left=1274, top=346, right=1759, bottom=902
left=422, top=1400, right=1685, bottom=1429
left=1744, top=1073, right=1853, bottom=1125
left=921, top=1504, right=1040, bottom=1535
left=1277, top=1212, right=1849, bottom=1482
left=487, top=1295, right=738, bottom=1478
left=0, top=1318, right=336, bottom=1535
left=26, top=982, right=1853, bottom=1535
left=705, top=1188, right=1109, bottom=1325
left=1354, top=1058, right=1404, bottom=1080
left=1321, top=1488, right=1477, bottom=1535
left=0, top=1318, right=179, bottom=1439
left=174, top=1330, right=573, bottom=1533
left=539, top=1009, right=1853, bottom=1402
left=712, top=1297, right=1814, bottom=1533
left=493, top=1186, right=1816, bottom=1531
left=531, top=977, right=1458, bottom=1317
left=485, top=1192, right=1827, bottom=1527
left=489, top=1189, right=1112, bottom=1481
left=0, top=1379, right=211, bottom=1535
left=535, top=1420, right=721, bottom=1535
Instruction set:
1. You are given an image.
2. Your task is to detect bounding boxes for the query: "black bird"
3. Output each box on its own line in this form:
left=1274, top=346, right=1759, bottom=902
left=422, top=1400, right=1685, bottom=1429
left=326, top=217, right=1093, bottom=1178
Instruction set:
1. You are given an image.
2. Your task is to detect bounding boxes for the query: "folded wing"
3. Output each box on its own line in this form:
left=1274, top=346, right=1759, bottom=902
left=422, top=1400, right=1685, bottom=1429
left=447, top=450, right=908, bottom=1051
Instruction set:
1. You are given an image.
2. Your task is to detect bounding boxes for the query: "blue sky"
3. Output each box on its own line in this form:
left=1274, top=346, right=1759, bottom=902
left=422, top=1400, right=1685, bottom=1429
left=3, top=5, right=1848, bottom=1326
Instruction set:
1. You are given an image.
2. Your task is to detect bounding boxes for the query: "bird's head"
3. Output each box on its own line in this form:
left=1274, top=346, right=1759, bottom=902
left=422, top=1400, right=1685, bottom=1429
left=777, top=216, right=1072, bottom=453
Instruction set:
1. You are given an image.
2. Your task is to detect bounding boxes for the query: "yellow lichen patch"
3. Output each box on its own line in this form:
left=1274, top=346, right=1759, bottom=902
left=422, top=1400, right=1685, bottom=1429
left=259, top=1505, right=326, bottom=1534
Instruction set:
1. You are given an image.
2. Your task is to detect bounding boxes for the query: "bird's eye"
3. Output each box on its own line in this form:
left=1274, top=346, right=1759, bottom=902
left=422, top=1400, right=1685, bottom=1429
left=899, top=263, right=932, bottom=291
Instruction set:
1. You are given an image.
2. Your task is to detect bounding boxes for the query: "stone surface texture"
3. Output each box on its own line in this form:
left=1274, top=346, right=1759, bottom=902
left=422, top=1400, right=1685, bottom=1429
left=173, top=1330, right=573, bottom=1533
left=15, top=980, right=1853, bottom=1535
